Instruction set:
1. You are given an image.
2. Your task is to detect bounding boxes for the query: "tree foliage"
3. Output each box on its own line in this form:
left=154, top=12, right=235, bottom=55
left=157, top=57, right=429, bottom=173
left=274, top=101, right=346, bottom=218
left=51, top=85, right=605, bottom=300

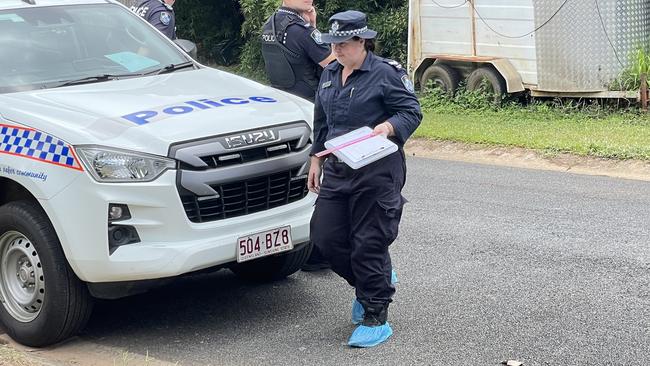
left=175, top=0, right=244, bottom=65
left=152, top=0, right=408, bottom=74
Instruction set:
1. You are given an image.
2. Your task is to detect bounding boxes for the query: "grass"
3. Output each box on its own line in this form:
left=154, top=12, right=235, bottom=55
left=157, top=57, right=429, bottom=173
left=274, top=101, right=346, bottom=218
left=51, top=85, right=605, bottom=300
left=208, top=64, right=650, bottom=161
left=415, top=88, right=650, bottom=160
left=113, top=350, right=180, bottom=366
left=614, top=45, right=650, bottom=91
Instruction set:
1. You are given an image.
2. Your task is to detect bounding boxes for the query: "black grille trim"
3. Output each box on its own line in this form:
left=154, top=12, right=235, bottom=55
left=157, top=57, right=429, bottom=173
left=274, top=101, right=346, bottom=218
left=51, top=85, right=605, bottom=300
left=199, top=139, right=302, bottom=169
left=181, top=168, right=309, bottom=223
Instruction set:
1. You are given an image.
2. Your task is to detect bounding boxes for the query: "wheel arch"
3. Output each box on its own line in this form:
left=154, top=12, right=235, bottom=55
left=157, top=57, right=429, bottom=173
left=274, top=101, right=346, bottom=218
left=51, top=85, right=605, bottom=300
left=414, top=56, right=525, bottom=93
left=0, top=177, right=81, bottom=282
left=0, top=177, right=41, bottom=210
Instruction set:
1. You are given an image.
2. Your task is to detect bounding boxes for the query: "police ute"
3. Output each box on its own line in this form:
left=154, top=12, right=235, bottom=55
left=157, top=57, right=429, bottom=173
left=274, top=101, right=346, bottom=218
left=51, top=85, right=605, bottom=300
left=0, top=0, right=316, bottom=347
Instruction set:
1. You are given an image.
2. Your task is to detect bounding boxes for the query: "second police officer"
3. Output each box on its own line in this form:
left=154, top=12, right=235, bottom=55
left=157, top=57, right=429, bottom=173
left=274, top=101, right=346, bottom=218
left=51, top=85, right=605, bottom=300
left=131, top=0, right=177, bottom=40
left=308, top=11, right=422, bottom=348
left=261, top=0, right=335, bottom=102
left=261, top=0, right=335, bottom=272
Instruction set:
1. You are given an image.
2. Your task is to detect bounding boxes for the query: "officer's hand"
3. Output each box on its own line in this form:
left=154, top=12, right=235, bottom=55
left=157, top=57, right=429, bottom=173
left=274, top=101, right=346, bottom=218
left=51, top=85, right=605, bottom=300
left=302, top=6, right=317, bottom=27
left=308, top=156, right=324, bottom=194
left=374, top=122, right=395, bottom=138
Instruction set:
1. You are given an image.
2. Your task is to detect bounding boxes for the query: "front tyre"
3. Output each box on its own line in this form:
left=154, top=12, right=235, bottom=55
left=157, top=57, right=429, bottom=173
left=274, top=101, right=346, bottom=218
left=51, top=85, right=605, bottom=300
left=231, top=242, right=313, bottom=282
left=0, top=201, right=93, bottom=347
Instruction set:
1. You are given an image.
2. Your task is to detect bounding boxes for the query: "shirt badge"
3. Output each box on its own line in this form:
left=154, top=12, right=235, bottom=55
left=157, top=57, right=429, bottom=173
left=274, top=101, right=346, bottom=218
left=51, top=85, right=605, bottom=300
left=322, top=80, right=332, bottom=89
left=401, top=75, right=415, bottom=93
left=160, top=12, right=171, bottom=26
left=310, top=30, right=323, bottom=44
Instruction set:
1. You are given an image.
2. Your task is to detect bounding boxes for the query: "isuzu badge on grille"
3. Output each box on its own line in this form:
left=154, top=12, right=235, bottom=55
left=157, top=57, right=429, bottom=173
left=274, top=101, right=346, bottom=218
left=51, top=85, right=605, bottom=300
left=224, top=130, right=278, bottom=149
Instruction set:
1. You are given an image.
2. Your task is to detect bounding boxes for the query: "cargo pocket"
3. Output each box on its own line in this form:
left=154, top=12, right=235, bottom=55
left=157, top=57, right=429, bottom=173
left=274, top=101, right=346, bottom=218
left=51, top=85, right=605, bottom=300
left=376, top=195, right=407, bottom=244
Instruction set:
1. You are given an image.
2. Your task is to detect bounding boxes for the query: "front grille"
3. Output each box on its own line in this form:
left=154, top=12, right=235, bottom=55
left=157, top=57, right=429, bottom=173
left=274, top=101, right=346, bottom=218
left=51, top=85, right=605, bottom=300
left=199, top=139, right=302, bottom=168
left=181, top=169, right=308, bottom=223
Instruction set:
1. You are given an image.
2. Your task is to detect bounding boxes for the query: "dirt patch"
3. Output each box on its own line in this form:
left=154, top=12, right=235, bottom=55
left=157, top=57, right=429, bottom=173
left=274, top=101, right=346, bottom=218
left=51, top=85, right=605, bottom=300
left=406, top=139, right=650, bottom=182
left=0, top=344, right=44, bottom=366
left=0, top=335, right=176, bottom=366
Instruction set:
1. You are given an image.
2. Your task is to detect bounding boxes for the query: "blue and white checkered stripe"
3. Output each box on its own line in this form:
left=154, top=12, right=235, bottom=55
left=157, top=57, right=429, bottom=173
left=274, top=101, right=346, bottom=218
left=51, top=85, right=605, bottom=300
left=0, top=124, right=82, bottom=170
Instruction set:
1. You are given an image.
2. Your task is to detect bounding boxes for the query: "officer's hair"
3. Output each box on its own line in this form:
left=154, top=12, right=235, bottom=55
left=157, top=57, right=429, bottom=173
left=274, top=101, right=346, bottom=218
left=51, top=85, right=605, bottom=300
left=352, top=37, right=376, bottom=52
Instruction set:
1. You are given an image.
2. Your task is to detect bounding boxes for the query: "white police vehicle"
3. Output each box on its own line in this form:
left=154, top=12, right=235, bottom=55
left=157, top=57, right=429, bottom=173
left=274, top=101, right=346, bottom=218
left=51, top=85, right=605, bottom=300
left=0, top=0, right=315, bottom=347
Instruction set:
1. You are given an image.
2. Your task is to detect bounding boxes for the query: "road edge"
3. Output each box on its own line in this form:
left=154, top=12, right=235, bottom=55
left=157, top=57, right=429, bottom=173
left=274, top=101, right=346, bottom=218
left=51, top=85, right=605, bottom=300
left=405, top=139, right=650, bottom=182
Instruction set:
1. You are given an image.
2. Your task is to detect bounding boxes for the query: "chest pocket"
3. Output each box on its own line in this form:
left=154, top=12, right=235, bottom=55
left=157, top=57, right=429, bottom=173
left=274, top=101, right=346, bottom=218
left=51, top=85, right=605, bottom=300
left=347, top=86, right=383, bottom=127
left=332, top=87, right=353, bottom=126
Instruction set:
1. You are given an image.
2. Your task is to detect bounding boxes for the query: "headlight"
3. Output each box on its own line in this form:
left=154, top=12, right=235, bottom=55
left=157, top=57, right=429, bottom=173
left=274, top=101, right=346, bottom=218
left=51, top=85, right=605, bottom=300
left=76, top=146, right=176, bottom=183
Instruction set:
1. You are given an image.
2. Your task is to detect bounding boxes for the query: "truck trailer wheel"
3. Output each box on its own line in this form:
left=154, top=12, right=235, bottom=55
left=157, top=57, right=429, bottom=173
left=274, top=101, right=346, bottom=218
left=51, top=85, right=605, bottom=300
left=0, top=201, right=93, bottom=347
left=231, top=241, right=313, bottom=282
left=419, top=64, right=461, bottom=96
left=466, top=67, right=507, bottom=105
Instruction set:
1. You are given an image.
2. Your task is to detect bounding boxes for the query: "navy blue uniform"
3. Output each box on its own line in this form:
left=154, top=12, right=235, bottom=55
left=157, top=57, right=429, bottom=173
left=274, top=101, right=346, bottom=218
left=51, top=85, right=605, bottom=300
left=311, top=52, right=421, bottom=153
left=131, top=0, right=176, bottom=40
left=310, top=52, right=422, bottom=308
left=261, top=7, right=331, bottom=101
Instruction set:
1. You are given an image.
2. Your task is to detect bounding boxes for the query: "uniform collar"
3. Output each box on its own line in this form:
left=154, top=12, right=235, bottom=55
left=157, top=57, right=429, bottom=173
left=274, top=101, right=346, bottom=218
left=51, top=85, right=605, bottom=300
left=326, top=52, right=375, bottom=73
left=358, top=51, right=374, bottom=72
left=158, top=0, right=173, bottom=10
left=278, top=7, right=302, bottom=17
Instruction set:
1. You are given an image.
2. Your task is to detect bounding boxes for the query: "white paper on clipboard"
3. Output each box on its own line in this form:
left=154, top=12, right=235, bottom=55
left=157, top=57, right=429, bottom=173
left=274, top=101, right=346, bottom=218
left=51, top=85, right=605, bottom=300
left=324, top=127, right=398, bottom=169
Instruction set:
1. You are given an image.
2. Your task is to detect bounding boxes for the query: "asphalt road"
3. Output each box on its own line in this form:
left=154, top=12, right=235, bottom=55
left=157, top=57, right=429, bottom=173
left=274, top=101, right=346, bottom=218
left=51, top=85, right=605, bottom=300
left=78, top=157, right=650, bottom=365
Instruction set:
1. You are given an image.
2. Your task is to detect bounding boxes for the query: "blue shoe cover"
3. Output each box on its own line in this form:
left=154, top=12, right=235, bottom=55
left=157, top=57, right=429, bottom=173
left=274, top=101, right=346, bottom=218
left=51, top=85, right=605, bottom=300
left=348, top=323, right=393, bottom=348
left=391, top=270, right=399, bottom=284
left=352, top=299, right=364, bottom=325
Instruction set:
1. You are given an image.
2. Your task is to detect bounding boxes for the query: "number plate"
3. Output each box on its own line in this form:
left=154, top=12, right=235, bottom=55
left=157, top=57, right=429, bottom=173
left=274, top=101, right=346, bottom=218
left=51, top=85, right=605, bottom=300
left=236, top=226, right=293, bottom=263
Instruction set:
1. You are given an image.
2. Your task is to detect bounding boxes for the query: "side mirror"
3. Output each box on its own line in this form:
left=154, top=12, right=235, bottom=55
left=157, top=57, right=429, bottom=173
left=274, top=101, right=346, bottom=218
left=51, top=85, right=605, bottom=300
left=174, top=39, right=198, bottom=60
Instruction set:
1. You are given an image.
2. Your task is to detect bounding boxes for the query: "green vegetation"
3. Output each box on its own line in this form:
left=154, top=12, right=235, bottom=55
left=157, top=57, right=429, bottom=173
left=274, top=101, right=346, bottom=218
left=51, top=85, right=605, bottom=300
left=237, top=0, right=408, bottom=79
left=174, top=0, right=243, bottom=65
left=613, top=44, right=650, bottom=91
left=416, top=89, right=650, bottom=160
left=174, top=0, right=408, bottom=78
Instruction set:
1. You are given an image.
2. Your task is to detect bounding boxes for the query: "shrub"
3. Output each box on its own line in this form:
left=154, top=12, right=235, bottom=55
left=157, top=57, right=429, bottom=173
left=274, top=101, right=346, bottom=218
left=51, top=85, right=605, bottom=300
left=175, top=0, right=244, bottom=65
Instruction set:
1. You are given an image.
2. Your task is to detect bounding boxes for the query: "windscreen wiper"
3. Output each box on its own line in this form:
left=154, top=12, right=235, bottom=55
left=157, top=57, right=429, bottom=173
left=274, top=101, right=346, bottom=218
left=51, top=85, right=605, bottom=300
left=53, top=73, right=139, bottom=88
left=148, top=61, right=196, bottom=75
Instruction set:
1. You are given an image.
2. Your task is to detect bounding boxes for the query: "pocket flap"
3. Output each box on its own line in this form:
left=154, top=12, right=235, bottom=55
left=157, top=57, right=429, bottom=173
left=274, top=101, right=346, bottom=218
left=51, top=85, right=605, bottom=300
left=376, top=195, right=407, bottom=218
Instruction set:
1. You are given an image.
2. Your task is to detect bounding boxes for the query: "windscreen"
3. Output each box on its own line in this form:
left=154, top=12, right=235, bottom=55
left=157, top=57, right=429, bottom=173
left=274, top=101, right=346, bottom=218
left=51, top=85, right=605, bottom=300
left=0, top=4, right=189, bottom=93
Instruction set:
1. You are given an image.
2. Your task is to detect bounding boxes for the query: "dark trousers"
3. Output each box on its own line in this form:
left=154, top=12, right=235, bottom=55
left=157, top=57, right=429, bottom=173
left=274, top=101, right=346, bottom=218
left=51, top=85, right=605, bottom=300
left=310, top=151, right=406, bottom=307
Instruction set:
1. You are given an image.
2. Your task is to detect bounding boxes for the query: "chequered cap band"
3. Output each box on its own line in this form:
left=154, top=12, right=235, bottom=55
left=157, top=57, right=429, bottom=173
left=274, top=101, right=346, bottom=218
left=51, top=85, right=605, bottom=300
left=329, top=26, right=368, bottom=36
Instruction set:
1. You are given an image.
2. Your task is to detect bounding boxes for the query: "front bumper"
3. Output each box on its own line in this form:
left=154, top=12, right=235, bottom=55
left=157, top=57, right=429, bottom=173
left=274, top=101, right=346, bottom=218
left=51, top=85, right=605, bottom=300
left=43, top=170, right=315, bottom=283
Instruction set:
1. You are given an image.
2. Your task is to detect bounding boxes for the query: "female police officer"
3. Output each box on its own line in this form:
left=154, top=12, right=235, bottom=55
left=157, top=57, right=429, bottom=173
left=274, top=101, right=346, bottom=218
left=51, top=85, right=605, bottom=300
left=307, top=10, right=422, bottom=348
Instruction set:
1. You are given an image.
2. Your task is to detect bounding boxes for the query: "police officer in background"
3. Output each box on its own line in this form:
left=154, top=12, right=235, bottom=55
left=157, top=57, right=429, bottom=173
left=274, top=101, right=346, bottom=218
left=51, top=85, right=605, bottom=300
left=131, top=0, right=177, bottom=40
left=308, top=11, right=422, bottom=347
left=261, top=0, right=335, bottom=272
left=261, top=0, right=335, bottom=102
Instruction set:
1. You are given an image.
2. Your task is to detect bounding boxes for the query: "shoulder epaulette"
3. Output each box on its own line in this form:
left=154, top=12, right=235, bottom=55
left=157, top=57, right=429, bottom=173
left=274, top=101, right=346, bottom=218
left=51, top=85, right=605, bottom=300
left=382, top=58, right=403, bottom=71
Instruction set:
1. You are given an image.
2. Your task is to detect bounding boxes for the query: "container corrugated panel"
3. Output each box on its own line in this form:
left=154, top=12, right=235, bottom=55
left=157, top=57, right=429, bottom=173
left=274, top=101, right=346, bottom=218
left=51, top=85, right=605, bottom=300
left=534, top=0, right=649, bottom=92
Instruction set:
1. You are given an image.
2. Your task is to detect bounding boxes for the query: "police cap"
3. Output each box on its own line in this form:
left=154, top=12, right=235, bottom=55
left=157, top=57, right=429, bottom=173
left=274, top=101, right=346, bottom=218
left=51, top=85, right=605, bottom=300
left=320, top=10, right=378, bottom=44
